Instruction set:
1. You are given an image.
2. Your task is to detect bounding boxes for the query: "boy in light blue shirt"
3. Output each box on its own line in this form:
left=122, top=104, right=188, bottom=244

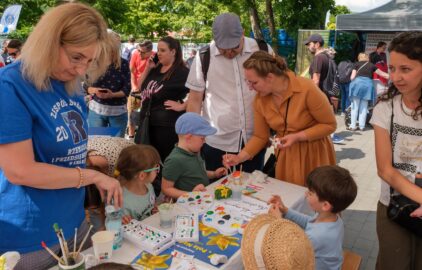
left=269, top=165, right=357, bottom=270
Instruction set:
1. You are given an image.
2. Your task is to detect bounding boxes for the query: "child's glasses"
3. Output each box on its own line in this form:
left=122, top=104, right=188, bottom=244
left=143, top=164, right=160, bottom=173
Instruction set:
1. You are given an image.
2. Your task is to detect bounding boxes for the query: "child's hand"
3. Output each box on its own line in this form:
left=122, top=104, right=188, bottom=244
left=215, top=167, right=228, bottom=178
left=268, top=203, right=282, bottom=219
left=122, top=214, right=132, bottom=225
left=193, top=184, right=206, bottom=192
left=152, top=204, right=159, bottom=214
left=410, top=205, right=422, bottom=218
left=268, top=195, right=288, bottom=214
left=268, top=195, right=282, bottom=205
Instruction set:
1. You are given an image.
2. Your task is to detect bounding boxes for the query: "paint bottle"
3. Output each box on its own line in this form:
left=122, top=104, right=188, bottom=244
left=105, top=205, right=123, bottom=250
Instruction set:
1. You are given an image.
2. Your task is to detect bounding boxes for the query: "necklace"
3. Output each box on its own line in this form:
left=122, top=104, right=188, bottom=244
left=400, top=96, right=415, bottom=117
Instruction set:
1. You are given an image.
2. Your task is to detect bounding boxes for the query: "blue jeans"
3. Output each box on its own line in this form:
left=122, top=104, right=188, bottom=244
left=350, top=96, right=369, bottom=129
left=340, top=83, right=351, bottom=112
left=88, top=110, right=128, bottom=137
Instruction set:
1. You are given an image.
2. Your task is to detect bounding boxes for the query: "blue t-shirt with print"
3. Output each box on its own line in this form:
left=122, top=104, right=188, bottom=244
left=0, top=61, right=88, bottom=253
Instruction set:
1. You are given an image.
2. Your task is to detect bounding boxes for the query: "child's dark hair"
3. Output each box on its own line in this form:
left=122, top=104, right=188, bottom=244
left=306, top=165, right=357, bottom=213
left=88, top=262, right=135, bottom=270
left=115, top=144, right=160, bottom=181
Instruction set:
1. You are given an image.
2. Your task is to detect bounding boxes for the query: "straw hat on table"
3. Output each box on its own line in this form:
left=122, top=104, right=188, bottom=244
left=241, top=214, right=315, bottom=270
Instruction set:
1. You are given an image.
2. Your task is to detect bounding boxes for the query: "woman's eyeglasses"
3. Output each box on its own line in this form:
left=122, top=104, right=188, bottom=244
left=143, top=164, right=160, bottom=173
left=63, top=47, right=93, bottom=68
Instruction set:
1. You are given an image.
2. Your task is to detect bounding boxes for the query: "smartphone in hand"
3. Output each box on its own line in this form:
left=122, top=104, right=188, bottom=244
left=152, top=54, right=159, bottom=64
left=98, top=89, right=108, bottom=93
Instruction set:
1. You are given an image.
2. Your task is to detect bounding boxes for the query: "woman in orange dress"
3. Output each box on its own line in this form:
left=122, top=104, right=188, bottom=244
left=223, top=51, right=336, bottom=186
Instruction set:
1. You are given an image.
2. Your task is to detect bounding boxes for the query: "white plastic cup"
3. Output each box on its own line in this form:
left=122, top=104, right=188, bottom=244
left=158, top=203, right=174, bottom=228
left=91, top=231, right=114, bottom=262
left=229, top=175, right=244, bottom=201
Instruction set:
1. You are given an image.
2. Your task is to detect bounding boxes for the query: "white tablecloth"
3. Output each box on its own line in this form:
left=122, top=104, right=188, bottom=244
left=51, top=172, right=310, bottom=270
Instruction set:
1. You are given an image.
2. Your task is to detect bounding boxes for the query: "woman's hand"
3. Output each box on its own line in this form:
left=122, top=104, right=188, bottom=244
left=94, top=175, right=123, bottom=209
left=279, top=133, right=300, bottom=148
left=164, top=100, right=186, bottom=112
left=222, top=154, right=241, bottom=168
left=410, top=206, right=422, bottom=218
left=95, top=88, right=113, bottom=99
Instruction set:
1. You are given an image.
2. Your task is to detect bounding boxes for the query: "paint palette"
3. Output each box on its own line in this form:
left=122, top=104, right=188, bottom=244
left=223, top=195, right=270, bottom=222
left=174, top=213, right=199, bottom=243
left=177, top=191, right=214, bottom=214
left=122, top=219, right=174, bottom=255
left=202, top=204, right=244, bottom=236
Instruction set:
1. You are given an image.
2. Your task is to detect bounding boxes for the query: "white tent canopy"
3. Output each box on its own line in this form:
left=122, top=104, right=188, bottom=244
left=336, top=0, right=422, bottom=31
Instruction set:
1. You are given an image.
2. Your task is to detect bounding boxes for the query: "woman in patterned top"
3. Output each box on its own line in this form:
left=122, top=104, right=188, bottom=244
left=85, top=31, right=131, bottom=137
left=370, top=31, right=422, bottom=270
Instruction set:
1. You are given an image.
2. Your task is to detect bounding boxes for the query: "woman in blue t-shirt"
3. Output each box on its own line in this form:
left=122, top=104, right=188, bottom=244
left=0, top=3, right=123, bottom=269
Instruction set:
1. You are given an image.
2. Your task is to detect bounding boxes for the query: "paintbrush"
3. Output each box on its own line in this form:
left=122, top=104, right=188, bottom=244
left=53, top=223, right=68, bottom=265
left=75, top=225, right=93, bottom=259
left=41, top=241, right=63, bottom=264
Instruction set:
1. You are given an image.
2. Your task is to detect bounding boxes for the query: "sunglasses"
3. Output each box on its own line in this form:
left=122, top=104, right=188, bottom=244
left=8, top=52, right=18, bottom=57
left=143, top=164, right=160, bottom=173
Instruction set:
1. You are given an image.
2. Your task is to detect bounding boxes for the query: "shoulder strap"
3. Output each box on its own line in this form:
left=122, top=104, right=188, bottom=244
left=389, top=99, right=395, bottom=196
left=199, top=45, right=211, bottom=82
left=356, top=62, right=369, bottom=74
left=255, top=39, right=269, bottom=52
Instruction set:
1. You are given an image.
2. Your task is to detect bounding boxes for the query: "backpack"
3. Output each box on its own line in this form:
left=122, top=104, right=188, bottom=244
left=337, top=60, right=354, bottom=84
left=321, top=52, right=340, bottom=98
left=199, top=39, right=269, bottom=82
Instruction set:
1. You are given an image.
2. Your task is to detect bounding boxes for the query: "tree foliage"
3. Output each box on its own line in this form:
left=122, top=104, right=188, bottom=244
left=1, top=0, right=335, bottom=43
left=327, top=5, right=351, bottom=30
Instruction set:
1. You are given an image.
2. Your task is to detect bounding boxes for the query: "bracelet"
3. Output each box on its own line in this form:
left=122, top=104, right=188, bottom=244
left=76, top=167, right=84, bottom=189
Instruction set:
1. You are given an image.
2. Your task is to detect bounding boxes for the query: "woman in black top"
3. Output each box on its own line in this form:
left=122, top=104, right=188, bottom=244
left=86, top=32, right=131, bottom=137
left=136, top=36, right=189, bottom=194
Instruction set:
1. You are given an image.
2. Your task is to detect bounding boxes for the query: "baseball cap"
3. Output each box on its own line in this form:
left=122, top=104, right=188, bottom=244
left=304, top=34, right=324, bottom=46
left=212, top=13, right=243, bottom=49
left=175, top=112, right=217, bottom=136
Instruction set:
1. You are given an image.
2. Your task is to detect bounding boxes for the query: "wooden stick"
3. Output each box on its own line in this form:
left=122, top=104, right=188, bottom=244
left=73, top=228, right=77, bottom=258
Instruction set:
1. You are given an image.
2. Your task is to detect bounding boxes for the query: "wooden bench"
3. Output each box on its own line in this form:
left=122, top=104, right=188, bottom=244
left=342, top=250, right=362, bottom=270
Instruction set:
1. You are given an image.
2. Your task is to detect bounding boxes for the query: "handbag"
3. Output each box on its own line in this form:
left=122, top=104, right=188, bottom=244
left=134, top=94, right=152, bottom=145
left=262, top=98, right=291, bottom=178
left=386, top=100, right=422, bottom=237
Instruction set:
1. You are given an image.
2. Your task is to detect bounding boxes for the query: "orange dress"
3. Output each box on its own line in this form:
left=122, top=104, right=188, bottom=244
left=243, top=71, right=336, bottom=186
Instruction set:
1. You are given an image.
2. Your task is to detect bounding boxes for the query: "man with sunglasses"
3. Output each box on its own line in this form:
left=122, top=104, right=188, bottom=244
left=5, top=39, right=22, bottom=65
left=127, top=40, right=154, bottom=139
left=186, top=13, right=272, bottom=179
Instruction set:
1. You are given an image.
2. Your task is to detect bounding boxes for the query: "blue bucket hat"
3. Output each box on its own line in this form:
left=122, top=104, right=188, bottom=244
left=175, top=112, right=217, bottom=136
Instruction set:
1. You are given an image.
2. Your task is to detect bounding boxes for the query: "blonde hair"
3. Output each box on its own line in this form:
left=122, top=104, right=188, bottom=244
left=107, top=31, right=122, bottom=69
left=115, top=145, right=161, bottom=181
left=20, top=3, right=109, bottom=94
left=243, top=51, right=288, bottom=77
left=358, top=53, right=369, bottom=62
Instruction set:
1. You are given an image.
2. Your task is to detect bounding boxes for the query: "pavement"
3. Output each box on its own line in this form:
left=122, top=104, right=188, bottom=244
left=334, top=114, right=380, bottom=270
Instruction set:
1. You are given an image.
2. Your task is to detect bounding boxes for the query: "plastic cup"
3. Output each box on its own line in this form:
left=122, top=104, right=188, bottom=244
left=229, top=175, right=244, bottom=201
left=158, top=203, right=174, bottom=228
left=58, top=253, right=85, bottom=270
left=91, top=231, right=114, bottom=262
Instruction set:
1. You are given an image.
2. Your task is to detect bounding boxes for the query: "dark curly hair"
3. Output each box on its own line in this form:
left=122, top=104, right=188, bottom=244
left=378, top=31, right=422, bottom=120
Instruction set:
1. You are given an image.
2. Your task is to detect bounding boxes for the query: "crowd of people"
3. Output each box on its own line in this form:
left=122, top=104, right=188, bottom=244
left=0, top=2, right=421, bottom=270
